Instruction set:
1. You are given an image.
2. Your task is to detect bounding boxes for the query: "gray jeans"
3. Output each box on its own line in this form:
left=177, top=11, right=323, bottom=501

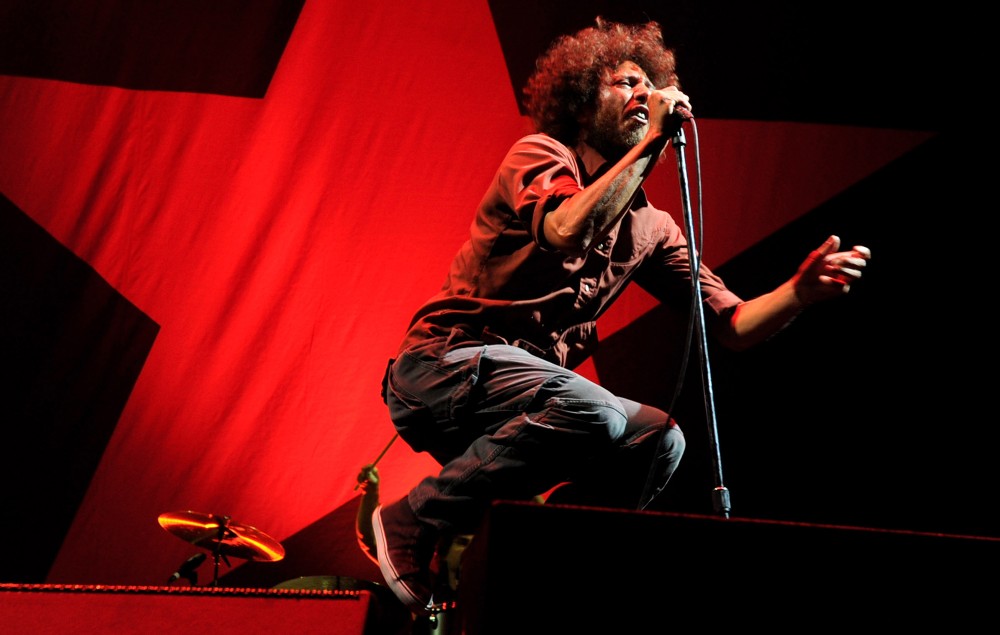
left=383, top=335, right=685, bottom=533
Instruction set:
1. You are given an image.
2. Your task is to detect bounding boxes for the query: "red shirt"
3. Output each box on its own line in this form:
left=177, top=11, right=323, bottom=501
left=399, top=133, right=743, bottom=369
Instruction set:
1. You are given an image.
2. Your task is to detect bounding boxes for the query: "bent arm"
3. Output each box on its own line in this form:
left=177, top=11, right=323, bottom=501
left=543, top=133, right=667, bottom=257
left=543, top=87, right=687, bottom=257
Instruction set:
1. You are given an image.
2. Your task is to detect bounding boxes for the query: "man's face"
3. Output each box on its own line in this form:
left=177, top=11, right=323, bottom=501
left=585, top=60, right=653, bottom=160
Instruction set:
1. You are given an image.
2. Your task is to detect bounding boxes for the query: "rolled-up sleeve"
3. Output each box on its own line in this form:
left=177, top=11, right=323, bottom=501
left=497, top=135, right=584, bottom=251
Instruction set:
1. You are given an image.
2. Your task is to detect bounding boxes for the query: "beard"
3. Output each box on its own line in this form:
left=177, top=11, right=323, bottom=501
left=585, top=105, right=646, bottom=161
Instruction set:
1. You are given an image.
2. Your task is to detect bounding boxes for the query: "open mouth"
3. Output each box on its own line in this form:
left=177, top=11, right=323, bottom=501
left=625, top=107, right=649, bottom=124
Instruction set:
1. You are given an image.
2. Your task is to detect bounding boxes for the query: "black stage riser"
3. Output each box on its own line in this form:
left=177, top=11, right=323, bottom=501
left=458, top=502, right=999, bottom=633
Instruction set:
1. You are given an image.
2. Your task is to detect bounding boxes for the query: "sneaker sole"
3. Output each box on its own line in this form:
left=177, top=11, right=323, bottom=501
left=372, top=504, right=433, bottom=615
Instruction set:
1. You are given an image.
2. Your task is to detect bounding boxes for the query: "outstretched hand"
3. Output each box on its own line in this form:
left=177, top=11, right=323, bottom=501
left=793, top=235, right=871, bottom=305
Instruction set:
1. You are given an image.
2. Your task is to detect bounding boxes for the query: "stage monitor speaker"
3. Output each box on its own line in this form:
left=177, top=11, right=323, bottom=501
left=458, top=501, right=999, bottom=633
left=0, top=583, right=374, bottom=634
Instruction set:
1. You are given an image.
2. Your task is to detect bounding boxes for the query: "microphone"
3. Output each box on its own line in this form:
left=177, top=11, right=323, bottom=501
left=167, top=552, right=206, bottom=585
left=670, top=106, right=692, bottom=146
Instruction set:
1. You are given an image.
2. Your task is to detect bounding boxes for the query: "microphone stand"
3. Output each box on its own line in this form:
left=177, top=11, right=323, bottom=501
left=671, top=122, right=731, bottom=519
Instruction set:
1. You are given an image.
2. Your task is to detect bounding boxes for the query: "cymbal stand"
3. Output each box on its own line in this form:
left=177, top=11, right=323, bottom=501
left=210, top=516, right=233, bottom=586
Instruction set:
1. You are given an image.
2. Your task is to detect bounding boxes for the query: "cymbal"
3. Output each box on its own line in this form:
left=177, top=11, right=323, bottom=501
left=158, top=510, right=285, bottom=562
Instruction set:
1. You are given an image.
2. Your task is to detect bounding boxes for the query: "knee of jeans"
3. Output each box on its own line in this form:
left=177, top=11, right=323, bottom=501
left=660, top=424, right=686, bottom=460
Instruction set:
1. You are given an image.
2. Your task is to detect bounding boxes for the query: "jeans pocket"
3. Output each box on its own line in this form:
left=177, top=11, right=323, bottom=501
left=388, top=340, right=483, bottom=444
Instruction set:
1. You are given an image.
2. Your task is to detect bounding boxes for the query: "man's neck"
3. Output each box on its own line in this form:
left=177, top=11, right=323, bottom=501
left=573, top=141, right=613, bottom=179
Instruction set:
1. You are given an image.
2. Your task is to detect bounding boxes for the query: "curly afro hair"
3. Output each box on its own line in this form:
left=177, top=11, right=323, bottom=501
left=522, top=18, right=679, bottom=145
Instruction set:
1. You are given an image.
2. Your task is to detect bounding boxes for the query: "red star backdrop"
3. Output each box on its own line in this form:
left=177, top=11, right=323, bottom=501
left=0, top=0, right=985, bottom=588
